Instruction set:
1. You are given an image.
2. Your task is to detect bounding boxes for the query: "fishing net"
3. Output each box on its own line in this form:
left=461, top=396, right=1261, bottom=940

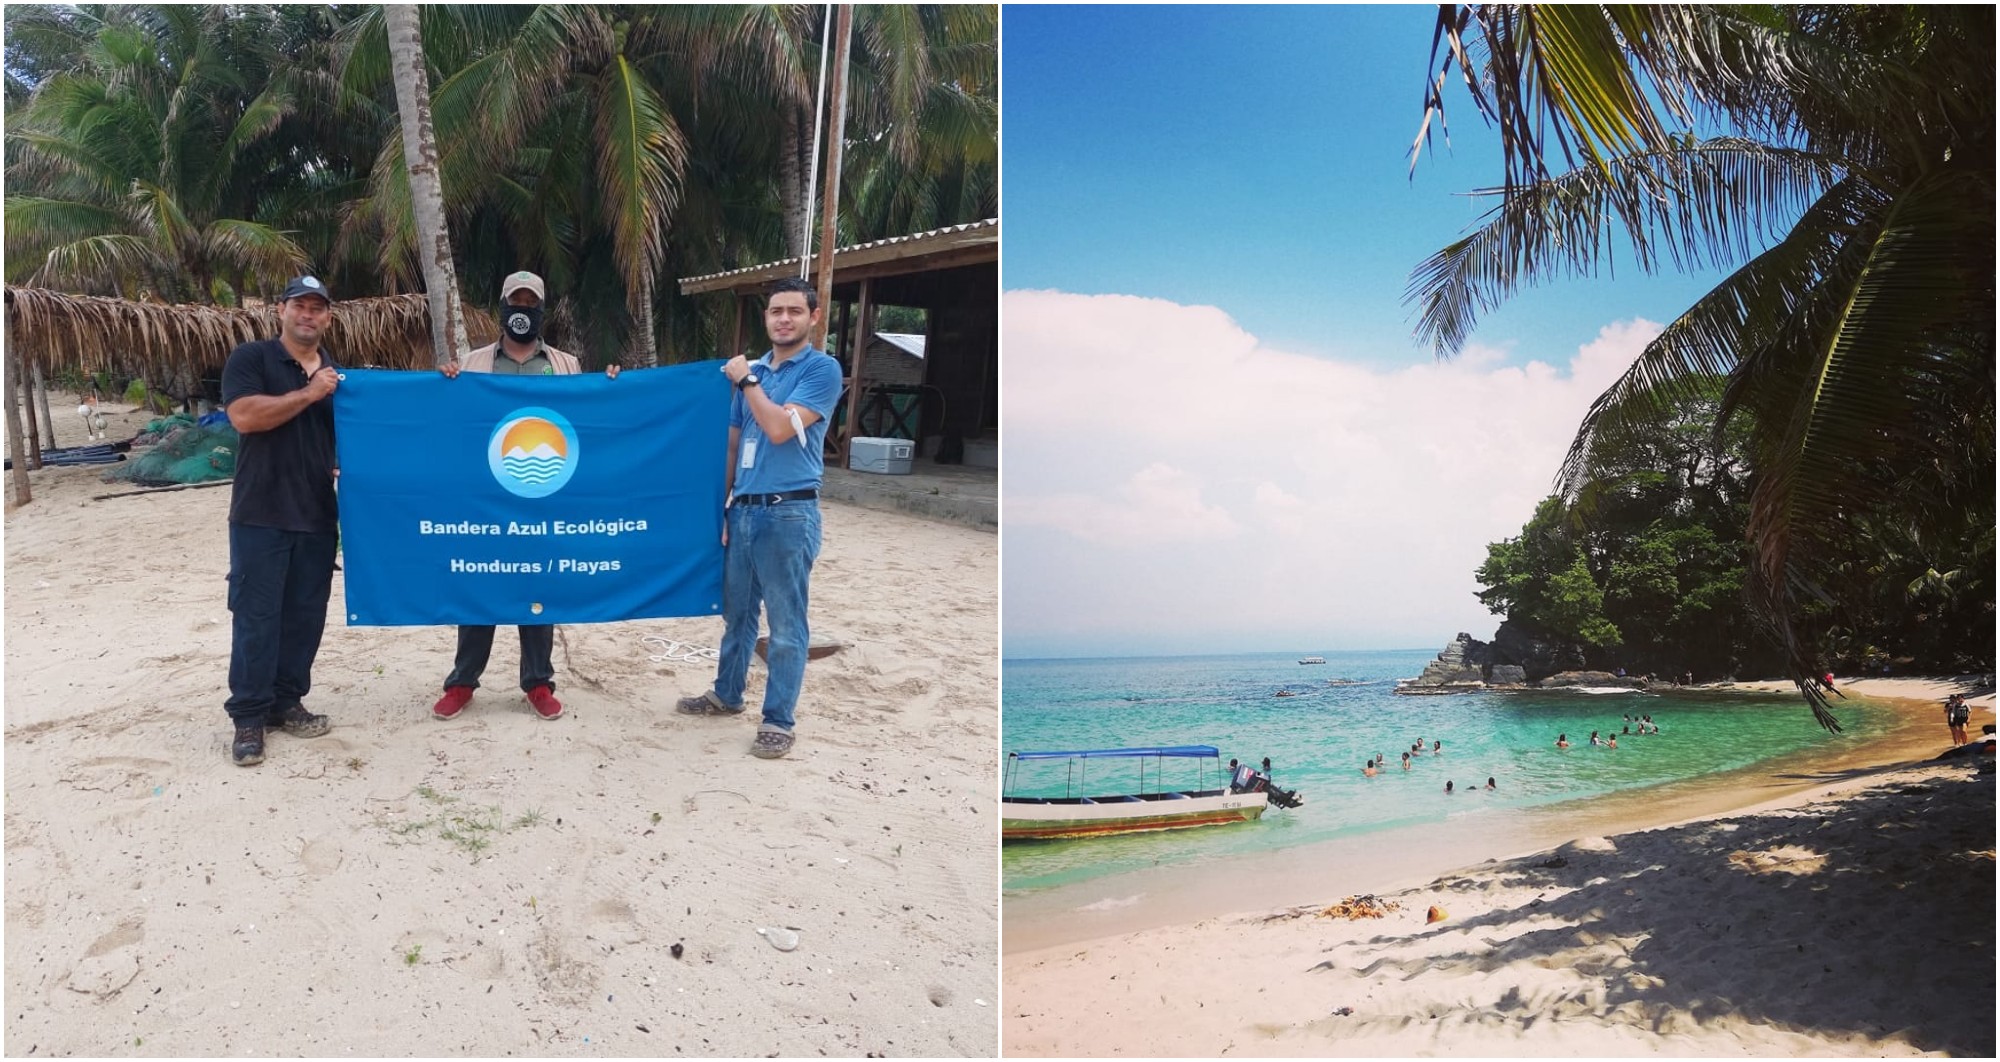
left=132, top=412, right=199, bottom=447
left=101, top=422, right=239, bottom=487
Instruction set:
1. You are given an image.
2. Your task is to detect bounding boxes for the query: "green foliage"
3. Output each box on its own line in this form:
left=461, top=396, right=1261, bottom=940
left=1416, top=5, right=1994, bottom=726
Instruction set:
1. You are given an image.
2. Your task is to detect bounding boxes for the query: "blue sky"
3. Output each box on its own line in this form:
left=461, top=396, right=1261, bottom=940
left=1002, top=6, right=1741, bottom=660
left=1003, top=4, right=1724, bottom=366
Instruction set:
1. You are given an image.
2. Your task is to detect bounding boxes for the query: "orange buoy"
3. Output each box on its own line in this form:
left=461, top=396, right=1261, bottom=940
left=1426, top=905, right=1448, bottom=924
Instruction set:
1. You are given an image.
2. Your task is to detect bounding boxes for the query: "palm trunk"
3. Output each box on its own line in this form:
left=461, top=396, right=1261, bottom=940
left=627, top=273, right=658, bottom=368
left=781, top=105, right=811, bottom=261
left=385, top=4, right=469, bottom=366
left=21, top=362, right=41, bottom=468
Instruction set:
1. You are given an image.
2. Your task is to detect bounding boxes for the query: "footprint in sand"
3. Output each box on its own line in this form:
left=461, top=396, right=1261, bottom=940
left=67, top=918, right=144, bottom=997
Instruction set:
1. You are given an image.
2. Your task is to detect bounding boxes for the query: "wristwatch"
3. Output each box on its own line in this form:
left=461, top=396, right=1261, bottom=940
left=735, top=372, right=760, bottom=391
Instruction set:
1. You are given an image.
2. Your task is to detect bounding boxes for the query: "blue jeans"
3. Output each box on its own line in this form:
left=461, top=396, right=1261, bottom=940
left=225, top=524, right=338, bottom=723
left=714, top=499, right=822, bottom=730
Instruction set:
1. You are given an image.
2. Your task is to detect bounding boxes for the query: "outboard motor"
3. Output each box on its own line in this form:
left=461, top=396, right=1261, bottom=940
left=1246, top=769, right=1304, bottom=809
left=1228, top=764, right=1259, bottom=794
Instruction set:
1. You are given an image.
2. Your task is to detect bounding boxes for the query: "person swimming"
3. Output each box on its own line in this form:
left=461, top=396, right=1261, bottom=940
left=1444, top=780, right=1454, bottom=794
left=1556, top=733, right=1571, bottom=749
left=1485, top=777, right=1496, bottom=790
left=1401, top=751, right=1412, bottom=770
left=1589, top=730, right=1602, bottom=746
left=1363, top=758, right=1379, bottom=777
left=1607, top=734, right=1618, bottom=749
left=1433, top=740, right=1443, bottom=755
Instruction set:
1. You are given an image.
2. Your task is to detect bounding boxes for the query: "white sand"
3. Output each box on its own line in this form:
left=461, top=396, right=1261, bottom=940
left=1005, top=684, right=1996, bottom=1057
left=5, top=403, right=998, bottom=1056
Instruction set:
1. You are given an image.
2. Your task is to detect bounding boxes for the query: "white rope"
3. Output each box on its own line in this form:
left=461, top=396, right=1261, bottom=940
left=643, top=636, right=718, bottom=664
left=799, top=3, right=833, bottom=278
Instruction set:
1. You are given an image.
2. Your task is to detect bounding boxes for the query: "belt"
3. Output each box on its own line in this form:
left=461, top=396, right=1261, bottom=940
left=731, top=489, right=818, bottom=507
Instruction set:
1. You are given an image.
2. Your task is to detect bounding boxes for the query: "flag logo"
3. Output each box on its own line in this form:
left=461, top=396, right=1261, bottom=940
left=488, top=407, right=579, bottom=498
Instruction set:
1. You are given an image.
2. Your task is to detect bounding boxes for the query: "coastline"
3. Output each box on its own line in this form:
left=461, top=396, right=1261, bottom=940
left=1004, top=678, right=1989, bottom=954
left=1004, top=680, right=1995, bottom=1056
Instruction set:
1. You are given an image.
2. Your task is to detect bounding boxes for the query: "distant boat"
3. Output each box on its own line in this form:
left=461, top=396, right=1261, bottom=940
left=1299, top=656, right=1327, bottom=665
left=1326, top=678, right=1372, bottom=686
left=1273, top=689, right=1299, bottom=698
left=1001, top=746, right=1301, bottom=841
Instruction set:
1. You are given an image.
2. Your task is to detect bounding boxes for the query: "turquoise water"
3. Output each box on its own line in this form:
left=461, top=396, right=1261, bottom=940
left=1002, top=650, right=1897, bottom=892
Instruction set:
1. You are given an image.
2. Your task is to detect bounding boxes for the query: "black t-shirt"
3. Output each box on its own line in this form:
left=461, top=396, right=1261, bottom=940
left=221, top=338, right=339, bottom=533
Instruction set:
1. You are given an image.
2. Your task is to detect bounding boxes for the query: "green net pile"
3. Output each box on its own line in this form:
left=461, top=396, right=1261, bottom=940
left=102, top=421, right=240, bottom=487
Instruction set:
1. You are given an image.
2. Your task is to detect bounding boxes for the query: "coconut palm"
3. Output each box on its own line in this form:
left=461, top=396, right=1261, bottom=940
left=383, top=3, right=468, bottom=365
left=3, top=4, right=316, bottom=302
left=1406, top=4, right=1994, bottom=729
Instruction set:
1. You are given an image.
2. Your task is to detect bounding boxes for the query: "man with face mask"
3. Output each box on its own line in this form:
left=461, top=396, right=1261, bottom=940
left=434, top=270, right=616, bottom=721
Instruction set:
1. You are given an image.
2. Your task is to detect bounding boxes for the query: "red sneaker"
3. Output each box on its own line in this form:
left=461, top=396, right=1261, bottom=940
left=432, top=686, right=474, bottom=720
left=528, top=685, right=564, bottom=720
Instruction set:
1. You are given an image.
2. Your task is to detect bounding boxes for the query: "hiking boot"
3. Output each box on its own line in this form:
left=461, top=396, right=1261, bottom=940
left=528, top=685, right=564, bottom=720
left=267, top=703, right=331, bottom=738
left=232, top=724, right=266, bottom=766
left=433, top=685, right=474, bottom=720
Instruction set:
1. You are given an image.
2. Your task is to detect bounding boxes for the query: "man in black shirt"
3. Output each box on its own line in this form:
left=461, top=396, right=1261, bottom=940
left=219, top=275, right=342, bottom=765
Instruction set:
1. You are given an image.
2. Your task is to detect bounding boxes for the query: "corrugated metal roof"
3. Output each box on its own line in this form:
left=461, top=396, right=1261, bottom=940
left=678, top=218, right=998, bottom=288
left=874, top=332, right=927, bottom=358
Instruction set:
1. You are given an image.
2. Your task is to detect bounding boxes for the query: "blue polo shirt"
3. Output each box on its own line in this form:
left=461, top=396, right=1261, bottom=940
left=731, top=346, right=842, bottom=496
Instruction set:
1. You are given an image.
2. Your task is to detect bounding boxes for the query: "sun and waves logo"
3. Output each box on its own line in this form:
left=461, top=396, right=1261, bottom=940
left=487, top=407, right=579, bottom=498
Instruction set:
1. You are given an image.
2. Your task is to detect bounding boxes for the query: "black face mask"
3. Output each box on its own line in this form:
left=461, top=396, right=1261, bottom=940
left=502, top=304, right=543, bottom=342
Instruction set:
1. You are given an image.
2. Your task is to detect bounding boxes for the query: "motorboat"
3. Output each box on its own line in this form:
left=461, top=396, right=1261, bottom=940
left=1001, top=746, right=1303, bottom=842
left=1298, top=656, right=1327, bottom=665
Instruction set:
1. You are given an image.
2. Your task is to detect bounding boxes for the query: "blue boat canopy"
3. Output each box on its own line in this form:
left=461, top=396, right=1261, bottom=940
left=1008, top=745, right=1219, bottom=761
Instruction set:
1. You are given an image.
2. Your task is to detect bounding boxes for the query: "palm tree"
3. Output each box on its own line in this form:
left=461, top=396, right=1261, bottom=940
left=1406, top=5, right=1993, bottom=729
left=383, top=4, right=467, bottom=365
left=4, top=4, right=315, bottom=302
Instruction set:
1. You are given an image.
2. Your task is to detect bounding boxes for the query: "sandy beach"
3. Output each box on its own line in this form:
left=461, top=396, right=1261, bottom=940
left=1004, top=682, right=1995, bottom=1057
left=5, top=403, right=998, bottom=1057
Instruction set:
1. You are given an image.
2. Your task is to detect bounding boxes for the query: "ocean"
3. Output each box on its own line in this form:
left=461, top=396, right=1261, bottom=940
left=1001, top=650, right=1902, bottom=893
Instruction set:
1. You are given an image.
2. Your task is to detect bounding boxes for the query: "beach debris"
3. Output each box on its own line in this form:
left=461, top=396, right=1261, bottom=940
left=1333, top=1006, right=1354, bottom=1017
left=670, top=942, right=684, bottom=959
left=757, top=926, right=800, bottom=951
left=1425, top=905, right=1448, bottom=924
left=1317, top=895, right=1400, bottom=920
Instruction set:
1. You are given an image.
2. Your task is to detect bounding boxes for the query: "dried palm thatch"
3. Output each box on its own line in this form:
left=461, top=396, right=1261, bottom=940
left=2, top=287, right=499, bottom=389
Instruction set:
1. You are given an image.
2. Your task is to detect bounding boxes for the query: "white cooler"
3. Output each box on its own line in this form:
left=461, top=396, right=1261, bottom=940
left=849, top=436, right=914, bottom=474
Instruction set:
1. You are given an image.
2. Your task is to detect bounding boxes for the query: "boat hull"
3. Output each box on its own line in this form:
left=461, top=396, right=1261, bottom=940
left=1000, top=791, right=1266, bottom=841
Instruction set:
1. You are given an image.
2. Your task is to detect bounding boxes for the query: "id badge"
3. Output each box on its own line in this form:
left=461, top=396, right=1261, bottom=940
left=739, top=439, right=757, bottom=469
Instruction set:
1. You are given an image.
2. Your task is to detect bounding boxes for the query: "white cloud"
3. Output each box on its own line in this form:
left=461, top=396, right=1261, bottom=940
left=1002, top=290, right=1660, bottom=656
left=1007, top=462, right=1241, bottom=545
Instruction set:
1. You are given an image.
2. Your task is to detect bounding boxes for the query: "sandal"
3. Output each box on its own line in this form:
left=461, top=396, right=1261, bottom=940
left=750, top=725, right=795, bottom=759
left=676, top=690, right=744, bottom=716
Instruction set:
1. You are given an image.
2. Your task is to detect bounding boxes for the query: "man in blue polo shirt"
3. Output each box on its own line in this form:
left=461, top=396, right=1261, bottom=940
left=219, top=275, right=342, bottom=766
left=676, top=277, right=842, bottom=758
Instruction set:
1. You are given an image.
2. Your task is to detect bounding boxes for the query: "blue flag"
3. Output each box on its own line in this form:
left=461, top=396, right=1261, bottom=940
left=331, top=364, right=730, bottom=625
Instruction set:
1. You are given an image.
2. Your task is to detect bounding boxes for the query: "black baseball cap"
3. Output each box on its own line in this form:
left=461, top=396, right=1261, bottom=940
left=281, top=275, right=333, bottom=303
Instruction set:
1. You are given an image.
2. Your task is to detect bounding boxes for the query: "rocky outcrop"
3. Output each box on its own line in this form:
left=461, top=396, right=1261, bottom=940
left=1410, top=632, right=1489, bottom=686
left=1399, top=629, right=1570, bottom=693
left=1491, top=620, right=1585, bottom=682
left=1537, top=670, right=1647, bottom=689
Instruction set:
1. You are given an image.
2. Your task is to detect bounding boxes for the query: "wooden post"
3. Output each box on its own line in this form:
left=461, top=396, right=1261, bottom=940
left=841, top=276, right=874, bottom=467
left=33, top=361, right=56, bottom=449
left=809, top=4, right=853, bottom=349
left=6, top=345, right=33, bottom=505
left=20, top=357, right=41, bottom=469
left=730, top=293, right=745, bottom=361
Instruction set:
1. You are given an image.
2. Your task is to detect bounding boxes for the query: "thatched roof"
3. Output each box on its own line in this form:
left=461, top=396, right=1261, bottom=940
left=2, top=287, right=499, bottom=382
